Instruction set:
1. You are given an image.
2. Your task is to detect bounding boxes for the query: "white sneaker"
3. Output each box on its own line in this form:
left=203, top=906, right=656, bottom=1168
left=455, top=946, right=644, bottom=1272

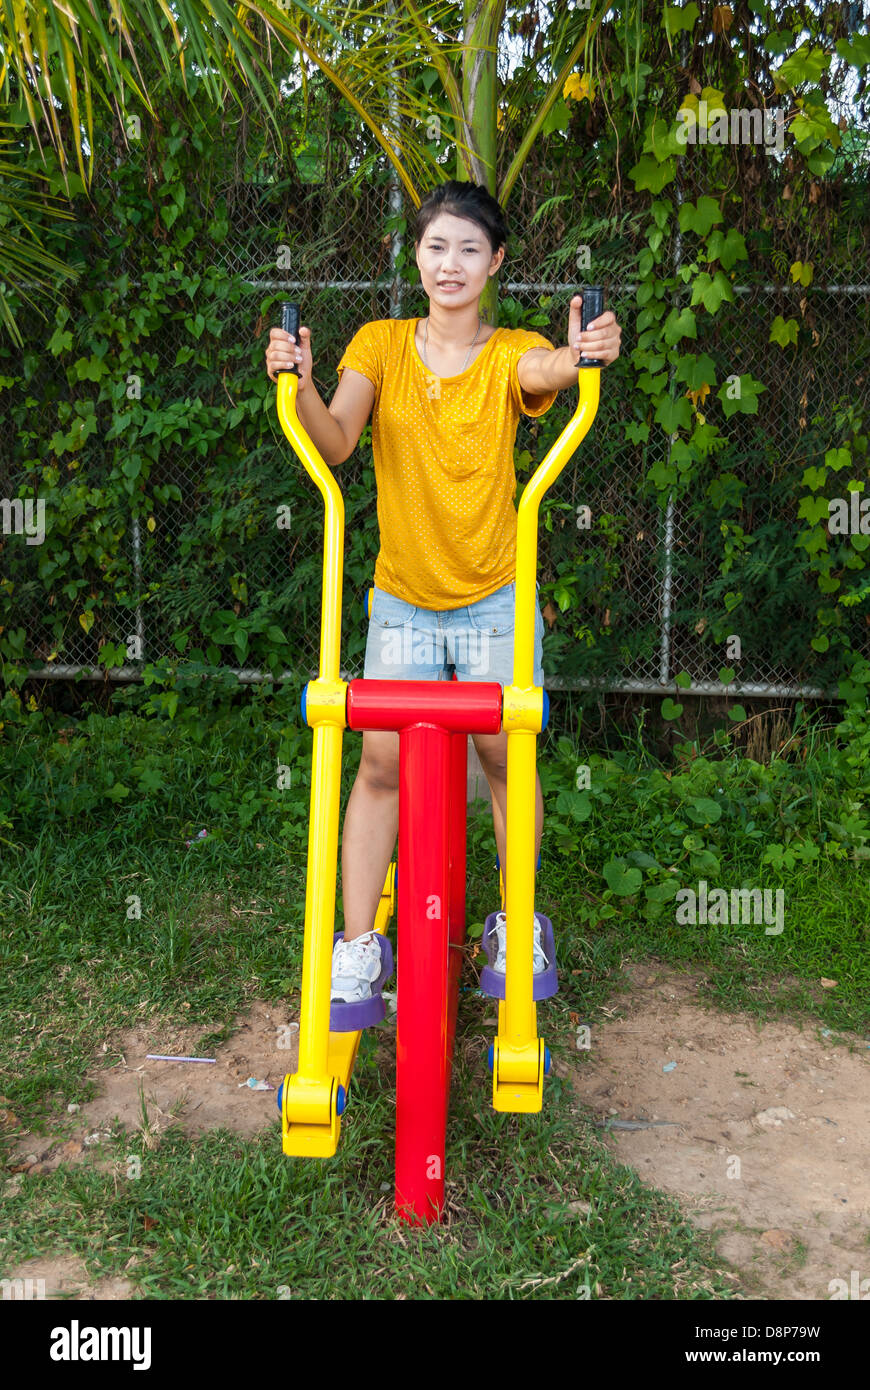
left=331, top=930, right=383, bottom=1004
left=488, top=913, right=548, bottom=975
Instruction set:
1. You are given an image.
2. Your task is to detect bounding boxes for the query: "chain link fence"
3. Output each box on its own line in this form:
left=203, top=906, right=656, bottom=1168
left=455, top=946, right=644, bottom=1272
left=3, top=81, right=869, bottom=701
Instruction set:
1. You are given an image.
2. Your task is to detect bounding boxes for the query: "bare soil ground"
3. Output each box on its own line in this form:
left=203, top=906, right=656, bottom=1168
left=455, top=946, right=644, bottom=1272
left=5, top=970, right=868, bottom=1301
left=560, top=961, right=870, bottom=1301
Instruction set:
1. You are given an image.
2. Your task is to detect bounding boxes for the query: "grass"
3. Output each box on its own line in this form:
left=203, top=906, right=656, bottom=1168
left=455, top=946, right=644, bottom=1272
left=0, top=687, right=867, bottom=1298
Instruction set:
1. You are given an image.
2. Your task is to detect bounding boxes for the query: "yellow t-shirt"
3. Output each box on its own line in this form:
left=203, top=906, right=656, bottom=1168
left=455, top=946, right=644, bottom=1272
left=335, top=317, right=557, bottom=609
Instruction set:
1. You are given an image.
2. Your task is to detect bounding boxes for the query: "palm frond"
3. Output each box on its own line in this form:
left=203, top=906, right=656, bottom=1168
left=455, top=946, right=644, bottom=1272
left=0, top=128, right=81, bottom=347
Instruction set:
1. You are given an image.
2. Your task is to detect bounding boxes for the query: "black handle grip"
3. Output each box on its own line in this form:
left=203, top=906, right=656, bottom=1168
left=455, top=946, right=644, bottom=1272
left=278, top=301, right=301, bottom=375
left=576, top=286, right=605, bottom=369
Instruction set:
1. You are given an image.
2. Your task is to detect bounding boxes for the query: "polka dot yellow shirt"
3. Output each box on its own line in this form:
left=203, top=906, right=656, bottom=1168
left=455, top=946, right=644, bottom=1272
left=336, top=317, right=557, bottom=610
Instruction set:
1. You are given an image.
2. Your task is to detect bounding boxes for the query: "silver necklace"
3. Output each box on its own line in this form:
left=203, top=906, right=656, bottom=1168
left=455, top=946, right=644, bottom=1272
left=421, top=315, right=482, bottom=374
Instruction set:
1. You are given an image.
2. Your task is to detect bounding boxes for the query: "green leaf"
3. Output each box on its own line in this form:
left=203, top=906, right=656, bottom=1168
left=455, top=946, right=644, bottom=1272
left=791, top=106, right=840, bottom=154
left=769, top=315, right=799, bottom=347
left=824, top=447, right=852, bottom=472
left=624, top=420, right=650, bottom=444
left=835, top=34, right=870, bottom=67
left=762, top=29, right=795, bottom=56
left=647, top=459, right=678, bottom=490
left=542, top=98, right=572, bottom=136
left=678, top=195, right=723, bottom=237
left=705, top=228, right=747, bottom=269
left=807, top=146, right=837, bottom=175
left=662, top=307, right=697, bottom=344
left=797, top=496, right=830, bottom=525
left=801, top=465, right=827, bottom=491
left=673, top=352, right=718, bottom=389
left=603, top=859, right=644, bottom=896
left=689, top=270, right=735, bottom=314
left=637, top=370, right=669, bottom=395
left=661, top=698, right=683, bottom=719
left=718, top=373, right=765, bottom=418
left=728, top=704, right=747, bottom=722
left=48, top=326, right=74, bottom=356
left=73, top=356, right=109, bottom=382
left=645, top=879, right=680, bottom=903
left=773, top=44, right=831, bottom=92
left=555, top=790, right=593, bottom=822
left=625, top=850, right=660, bottom=869
left=662, top=2, right=700, bottom=38
left=686, top=797, right=722, bottom=824
left=690, top=849, right=721, bottom=876
left=655, top=395, right=693, bottom=432
left=629, top=155, right=678, bottom=193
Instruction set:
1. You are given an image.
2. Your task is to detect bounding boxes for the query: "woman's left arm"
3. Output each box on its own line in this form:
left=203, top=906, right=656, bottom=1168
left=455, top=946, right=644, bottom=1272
left=518, top=293, right=622, bottom=396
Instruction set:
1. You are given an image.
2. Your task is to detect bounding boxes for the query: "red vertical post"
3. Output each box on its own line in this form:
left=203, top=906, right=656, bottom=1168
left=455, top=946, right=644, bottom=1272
left=394, top=723, right=450, bottom=1225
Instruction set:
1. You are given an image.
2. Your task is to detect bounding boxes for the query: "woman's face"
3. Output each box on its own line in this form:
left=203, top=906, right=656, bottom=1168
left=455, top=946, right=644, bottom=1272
left=415, top=212, right=504, bottom=309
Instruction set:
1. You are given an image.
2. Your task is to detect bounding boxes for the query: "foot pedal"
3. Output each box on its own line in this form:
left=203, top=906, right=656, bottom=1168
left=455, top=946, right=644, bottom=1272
left=478, top=912, right=558, bottom=1001
left=329, top=932, right=394, bottom=1033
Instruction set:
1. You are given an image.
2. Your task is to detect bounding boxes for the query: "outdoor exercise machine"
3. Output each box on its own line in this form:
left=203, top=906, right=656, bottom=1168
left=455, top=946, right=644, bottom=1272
left=275, top=291, right=604, bottom=1225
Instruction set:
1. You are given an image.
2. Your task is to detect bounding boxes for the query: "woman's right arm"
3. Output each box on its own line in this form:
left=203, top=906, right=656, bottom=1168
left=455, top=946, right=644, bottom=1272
left=266, top=325, right=375, bottom=467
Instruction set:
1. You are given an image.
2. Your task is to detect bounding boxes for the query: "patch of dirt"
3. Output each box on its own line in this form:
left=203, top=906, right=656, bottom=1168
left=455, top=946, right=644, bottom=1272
left=10, top=999, right=299, bottom=1171
left=1, top=1254, right=133, bottom=1301
left=7, top=973, right=869, bottom=1302
left=563, top=961, right=870, bottom=1301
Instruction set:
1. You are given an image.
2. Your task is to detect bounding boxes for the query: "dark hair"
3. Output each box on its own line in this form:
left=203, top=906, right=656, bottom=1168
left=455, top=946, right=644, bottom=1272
left=414, top=180, right=508, bottom=256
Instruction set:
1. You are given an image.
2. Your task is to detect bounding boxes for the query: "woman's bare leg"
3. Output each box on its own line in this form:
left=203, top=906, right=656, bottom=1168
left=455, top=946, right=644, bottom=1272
left=471, top=729, right=544, bottom=896
left=340, top=730, right=400, bottom=940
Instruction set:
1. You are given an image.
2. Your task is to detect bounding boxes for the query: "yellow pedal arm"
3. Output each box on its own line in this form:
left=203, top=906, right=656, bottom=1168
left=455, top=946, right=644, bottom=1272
left=282, top=866, right=395, bottom=1157
left=275, top=369, right=347, bottom=1123
left=493, top=368, right=600, bottom=1111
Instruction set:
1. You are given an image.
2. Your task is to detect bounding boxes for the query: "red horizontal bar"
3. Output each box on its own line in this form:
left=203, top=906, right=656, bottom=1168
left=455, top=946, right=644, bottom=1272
left=347, top=679, right=503, bottom=734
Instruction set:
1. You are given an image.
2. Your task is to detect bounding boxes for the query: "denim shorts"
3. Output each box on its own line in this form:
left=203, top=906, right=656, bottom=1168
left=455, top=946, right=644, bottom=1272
left=363, top=580, right=545, bottom=687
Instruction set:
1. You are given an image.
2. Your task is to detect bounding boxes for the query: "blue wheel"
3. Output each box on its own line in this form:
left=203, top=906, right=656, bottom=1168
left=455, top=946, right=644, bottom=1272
left=541, top=689, right=550, bottom=731
left=543, top=1046, right=551, bottom=1076
left=335, top=1084, right=347, bottom=1116
left=276, top=1080, right=284, bottom=1113
left=300, top=683, right=308, bottom=724
left=486, top=1043, right=494, bottom=1073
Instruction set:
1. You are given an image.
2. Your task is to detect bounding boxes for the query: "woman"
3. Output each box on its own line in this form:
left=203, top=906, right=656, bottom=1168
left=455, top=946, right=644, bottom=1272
left=266, top=180, right=622, bottom=1016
